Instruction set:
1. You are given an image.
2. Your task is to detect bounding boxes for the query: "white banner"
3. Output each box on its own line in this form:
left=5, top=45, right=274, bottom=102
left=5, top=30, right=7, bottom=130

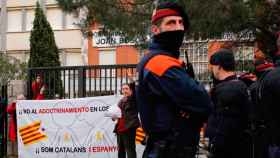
left=17, top=95, right=144, bottom=158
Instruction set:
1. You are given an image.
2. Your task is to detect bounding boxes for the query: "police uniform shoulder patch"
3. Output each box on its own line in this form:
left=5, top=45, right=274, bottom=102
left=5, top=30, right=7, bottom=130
left=145, top=55, right=183, bottom=76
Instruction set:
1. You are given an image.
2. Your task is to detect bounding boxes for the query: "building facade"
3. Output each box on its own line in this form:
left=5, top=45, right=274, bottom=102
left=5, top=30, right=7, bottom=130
left=0, top=0, right=85, bottom=66
left=0, top=0, right=255, bottom=79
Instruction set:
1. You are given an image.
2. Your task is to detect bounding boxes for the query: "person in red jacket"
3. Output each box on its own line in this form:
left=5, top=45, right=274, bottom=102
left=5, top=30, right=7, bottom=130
left=35, top=85, right=45, bottom=100
left=6, top=94, right=25, bottom=142
left=31, top=74, right=46, bottom=100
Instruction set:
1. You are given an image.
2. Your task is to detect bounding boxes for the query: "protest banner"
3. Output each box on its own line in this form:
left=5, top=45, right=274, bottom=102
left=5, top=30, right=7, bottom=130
left=16, top=95, right=144, bottom=158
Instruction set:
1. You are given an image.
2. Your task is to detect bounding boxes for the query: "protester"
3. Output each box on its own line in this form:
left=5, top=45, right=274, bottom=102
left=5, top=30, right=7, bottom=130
left=206, top=49, right=250, bottom=158
left=248, top=58, right=274, bottom=158
left=136, top=2, right=212, bottom=158
left=256, top=33, right=280, bottom=158
left=6, top=94, right=26, bottom=157
left=114, top=83, right=140, bottom=158
left=274, top=31, right=280, bottom=66
left=31, top=74, right=46, bottom=100
left=32, top=74, right=46, bottom=100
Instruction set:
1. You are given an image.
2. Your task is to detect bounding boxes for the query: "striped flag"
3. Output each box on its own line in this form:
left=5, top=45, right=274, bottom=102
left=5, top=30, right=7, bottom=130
left=19, top=121, right=47, bottom=146
left=135, top=127, right=146, bottom=144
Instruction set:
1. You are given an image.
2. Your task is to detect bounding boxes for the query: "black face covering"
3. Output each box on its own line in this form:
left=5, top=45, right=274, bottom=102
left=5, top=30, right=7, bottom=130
left=153, top=30, right=185, bottom=54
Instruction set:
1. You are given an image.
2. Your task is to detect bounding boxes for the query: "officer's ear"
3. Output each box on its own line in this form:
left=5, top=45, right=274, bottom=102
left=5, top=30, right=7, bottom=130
left=151, top=25, right=160, bottom=35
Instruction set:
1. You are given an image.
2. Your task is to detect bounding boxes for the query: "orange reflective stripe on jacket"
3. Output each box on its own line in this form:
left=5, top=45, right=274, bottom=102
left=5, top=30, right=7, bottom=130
left=145, top=55, right=183, bottom=76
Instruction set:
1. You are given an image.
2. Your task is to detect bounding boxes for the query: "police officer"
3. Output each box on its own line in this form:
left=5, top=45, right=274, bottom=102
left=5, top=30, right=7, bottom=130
left=206, top=49, right=250, bottom=158
left=136, top=2, right=212, bottom=158
left=248, top=59, right=274, bottom=158
left=249, top=58, right=274, bottom=121
left=274, top=32, right=280, bottom=66
left=257, top=34, right=280, bottom=158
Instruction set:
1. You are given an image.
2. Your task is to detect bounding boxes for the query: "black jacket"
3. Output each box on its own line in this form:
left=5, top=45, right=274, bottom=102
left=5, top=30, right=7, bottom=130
left=248, top=70, right=271, bottom=127
left=136, top=42, right=212, bottom=134
left=206, top=75, right=250, bottom=146
left=114, top=83, right=140, bottom=133
left=258, top=66, right=280, bottom=145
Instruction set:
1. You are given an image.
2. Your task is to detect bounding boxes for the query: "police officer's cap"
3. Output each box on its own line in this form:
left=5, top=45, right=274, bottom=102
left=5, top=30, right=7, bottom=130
left=152, top=2, right=190, bottom=30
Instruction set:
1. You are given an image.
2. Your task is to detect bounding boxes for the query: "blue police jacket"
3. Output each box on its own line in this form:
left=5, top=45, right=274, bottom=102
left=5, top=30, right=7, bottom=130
left=136, top=41, right=212, bottom=134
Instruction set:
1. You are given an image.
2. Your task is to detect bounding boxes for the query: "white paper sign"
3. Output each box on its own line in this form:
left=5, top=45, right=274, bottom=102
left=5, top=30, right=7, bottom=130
left=17, top=95, right=144, bottom=158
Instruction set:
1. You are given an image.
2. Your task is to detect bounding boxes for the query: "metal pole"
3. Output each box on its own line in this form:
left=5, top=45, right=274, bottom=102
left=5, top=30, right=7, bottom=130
left=0, top=0, right=7, bottom=54
left=3, top=89, right=7, bottom=158
left=0, top=85, right=8, bottom=157
left=78, top=67, right=86, bottom=97
left=27, top=69, right=33, bottom=99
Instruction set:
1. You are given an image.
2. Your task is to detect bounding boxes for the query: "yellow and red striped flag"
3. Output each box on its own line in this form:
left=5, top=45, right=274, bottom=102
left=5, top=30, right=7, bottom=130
left=135, top=127, right=145, bottom=144
left=19, top=121, right=47, bottom=146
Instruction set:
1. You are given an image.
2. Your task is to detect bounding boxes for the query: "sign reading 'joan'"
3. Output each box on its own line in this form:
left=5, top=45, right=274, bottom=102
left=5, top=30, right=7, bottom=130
left=92, top=30, right=135, bottom=47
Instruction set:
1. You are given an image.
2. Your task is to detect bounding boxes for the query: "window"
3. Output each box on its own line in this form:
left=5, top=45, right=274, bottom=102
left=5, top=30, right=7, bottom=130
left=7, top=10, right=22, bottom=32
left=65, top=13, right=79, bottom=29
left=99, top=49, right=116, bottom=77
left=21, top=9, right=26, bottom=31
left=47, top=8, right=62, bottom=30
left=65, top=52, right=83, bottom=66
left=99, top=50, right=116, bottom=65
left=26, top=9, right=35, bottom=31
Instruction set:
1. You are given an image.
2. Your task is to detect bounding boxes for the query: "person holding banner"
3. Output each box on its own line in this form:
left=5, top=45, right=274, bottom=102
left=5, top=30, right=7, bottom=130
left=7, top=94, right=26, bottom=155
left=7, top=94, right=26, bottom=142
left=114, top=83, right=140, bottom=158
